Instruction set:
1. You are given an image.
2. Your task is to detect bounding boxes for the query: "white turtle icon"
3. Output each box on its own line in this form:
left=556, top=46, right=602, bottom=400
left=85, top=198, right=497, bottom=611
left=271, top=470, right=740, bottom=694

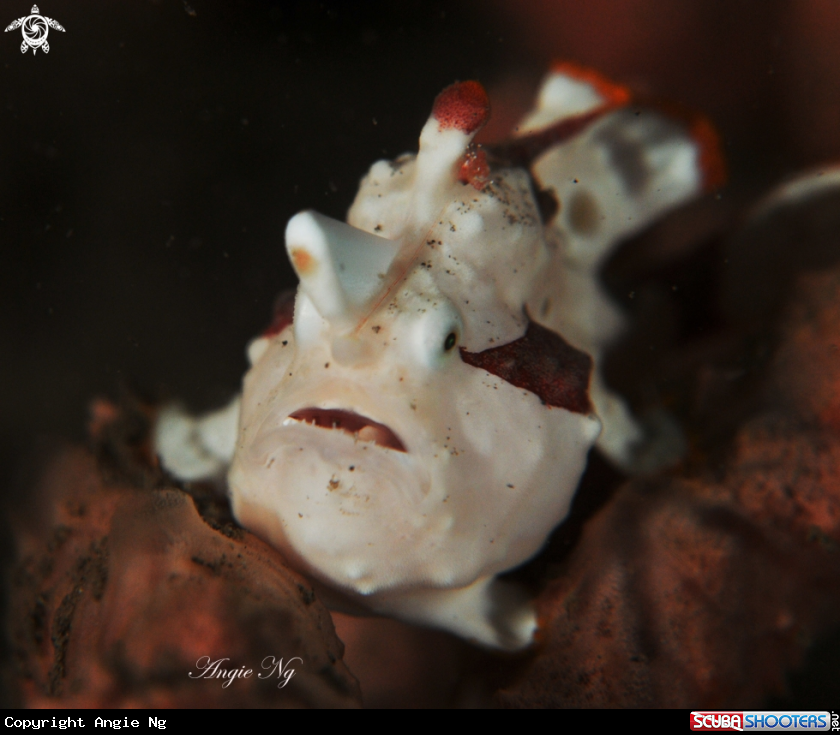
left=5, top=5, right=64, bottom=54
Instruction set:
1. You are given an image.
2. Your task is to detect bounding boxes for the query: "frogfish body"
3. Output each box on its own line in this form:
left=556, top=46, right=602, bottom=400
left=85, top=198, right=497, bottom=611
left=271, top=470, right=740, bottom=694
left=155, top=65, right=722, bottom=649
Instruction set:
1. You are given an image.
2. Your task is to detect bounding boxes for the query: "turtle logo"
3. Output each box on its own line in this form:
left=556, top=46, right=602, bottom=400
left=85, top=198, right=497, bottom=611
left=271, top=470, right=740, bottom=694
left=5, top=5, right=64, bottom=55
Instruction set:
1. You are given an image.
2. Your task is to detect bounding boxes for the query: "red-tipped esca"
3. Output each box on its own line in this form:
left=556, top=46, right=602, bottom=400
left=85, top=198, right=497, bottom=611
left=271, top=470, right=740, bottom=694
left=433, top=81, right=491, bottom=134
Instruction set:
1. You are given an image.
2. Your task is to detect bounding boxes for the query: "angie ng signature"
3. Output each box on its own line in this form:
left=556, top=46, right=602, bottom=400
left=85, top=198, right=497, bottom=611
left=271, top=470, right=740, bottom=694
left=189, top=656, right=302, bottom=689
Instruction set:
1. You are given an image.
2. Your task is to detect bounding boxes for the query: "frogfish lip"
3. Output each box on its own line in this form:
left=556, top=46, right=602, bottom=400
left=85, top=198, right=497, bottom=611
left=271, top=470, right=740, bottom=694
left=284, top=407, right=408, bottom=453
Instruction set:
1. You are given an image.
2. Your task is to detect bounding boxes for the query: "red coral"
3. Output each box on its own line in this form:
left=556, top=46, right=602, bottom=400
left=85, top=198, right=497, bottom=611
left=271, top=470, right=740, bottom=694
left=497, top=255, right=840, bottom=708
left=7, top=448, right=361, bottom=708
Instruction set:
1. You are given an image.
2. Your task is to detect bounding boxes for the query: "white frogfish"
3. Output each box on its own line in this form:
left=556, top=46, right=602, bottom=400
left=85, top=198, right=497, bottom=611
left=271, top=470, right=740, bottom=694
left=154, top=65, right=722, bottom=650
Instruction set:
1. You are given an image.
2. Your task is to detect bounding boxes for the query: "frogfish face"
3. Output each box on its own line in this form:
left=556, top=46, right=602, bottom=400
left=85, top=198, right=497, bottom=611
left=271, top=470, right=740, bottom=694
left=229, top=264, right=600, bottom=602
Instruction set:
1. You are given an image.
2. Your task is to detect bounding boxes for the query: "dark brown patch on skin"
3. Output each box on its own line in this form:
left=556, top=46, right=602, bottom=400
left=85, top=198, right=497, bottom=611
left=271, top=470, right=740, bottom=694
left=263, top=289, right=296, bottom=338
left=488, top=107, right=615, bottom=168
left=567, top=189, right=601, bottom=236
left=535, top=187, right=560, bottom=225
left=460, top=320, right=593, bottom=414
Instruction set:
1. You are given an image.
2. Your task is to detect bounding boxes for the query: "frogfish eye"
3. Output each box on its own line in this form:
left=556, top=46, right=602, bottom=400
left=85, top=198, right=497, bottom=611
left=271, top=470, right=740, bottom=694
left=443, top=332, right=458, bottom=352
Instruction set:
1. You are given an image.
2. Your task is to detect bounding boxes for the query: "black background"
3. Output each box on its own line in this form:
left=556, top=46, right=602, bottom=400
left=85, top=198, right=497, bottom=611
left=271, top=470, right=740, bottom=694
left=2, top=0, right=829, bottom=476
left=0, top=1, right=506, bottom=476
